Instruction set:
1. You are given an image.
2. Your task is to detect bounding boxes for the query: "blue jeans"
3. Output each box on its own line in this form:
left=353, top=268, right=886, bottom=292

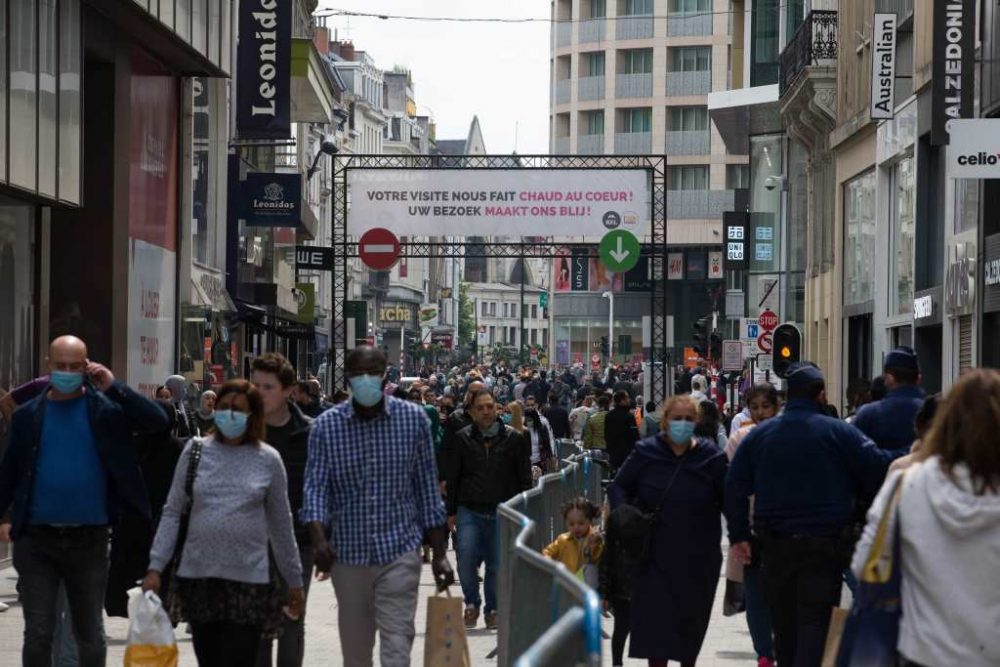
left=455, top=506, right=497, bottom=613
left=744, top=566, right=774, bottom=660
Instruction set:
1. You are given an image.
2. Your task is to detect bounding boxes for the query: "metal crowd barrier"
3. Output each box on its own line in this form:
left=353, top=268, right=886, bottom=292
left=497, top=452, right=604, bottom=667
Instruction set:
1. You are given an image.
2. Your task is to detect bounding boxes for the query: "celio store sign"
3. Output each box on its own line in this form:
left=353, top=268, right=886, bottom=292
left=947, top=119, right=1000, bottom=178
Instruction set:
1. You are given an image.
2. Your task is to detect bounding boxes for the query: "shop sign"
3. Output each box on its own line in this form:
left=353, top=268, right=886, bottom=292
left=243, top=173, right=302, bottom=226
left=985, top=233, right=1000, bottom=313
left=295, top=245, right=336, bottom=271
left=870, top=13, right=897, bottom=120
left=197, top=270, right=236, bottom=312
left=931, top=0, right=975, bottom=145
left=237, top=0, right=291, bottom=139
left=419, top=304, right=439, bottom=328
left=913, top=295, right=933, bottom=319
left=723, top=211, right=748, bottom=270
left=379, top=303, right=414, bottom=325
left=946, top=119, right=1000, bottom=179
left=293, top=283, right=315, bottom=324
left=946, top=242, right=976, bottom=316
left=570, top=247, right=589, bottom=291
left=708, top=251, right=723, bottom=280
left=667, top=253, right=684, bottom=280
left=431, top=332, right=453, bottom=350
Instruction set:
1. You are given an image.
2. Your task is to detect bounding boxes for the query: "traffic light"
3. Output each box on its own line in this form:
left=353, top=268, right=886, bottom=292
left=600, top=336, right=609, bottom=357
left=709, top=330, right=723, bottom=361
left=772, top=323, right=802, bottom=378
left=692, top=316, right=709, bottom=357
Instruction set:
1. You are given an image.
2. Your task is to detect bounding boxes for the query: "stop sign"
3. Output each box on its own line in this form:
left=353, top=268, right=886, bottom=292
left=358, top=228, right=401, bottom=270
left=759, top=310, right=779, bottom=332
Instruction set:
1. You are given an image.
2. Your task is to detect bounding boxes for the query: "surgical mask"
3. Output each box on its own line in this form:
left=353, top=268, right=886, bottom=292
left=214, top=409, right=249, bottom=439
left=667, top=420, right=695, bottom=444
left=348, top=374, right=385, bottom=407
left=50, top=371, right=84, bottom=394
left=501, top=413, right=513, bottom=424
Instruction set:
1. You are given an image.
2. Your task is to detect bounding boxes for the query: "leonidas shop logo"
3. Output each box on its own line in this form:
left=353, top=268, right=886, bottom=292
left=956, top=151, right=1000, bottom=166
left=253, top=182, right=294, bottom=211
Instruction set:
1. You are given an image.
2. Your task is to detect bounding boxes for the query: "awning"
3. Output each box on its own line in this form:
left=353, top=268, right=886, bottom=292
left=708, top=84, right=782, bottom=154
left=291, top=38, right=337, bottom=123
left=191, top=265, right=237, bottom=312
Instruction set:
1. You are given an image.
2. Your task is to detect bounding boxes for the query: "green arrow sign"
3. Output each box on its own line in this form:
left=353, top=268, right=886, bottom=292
left=599, top=229, right=640, bottom=272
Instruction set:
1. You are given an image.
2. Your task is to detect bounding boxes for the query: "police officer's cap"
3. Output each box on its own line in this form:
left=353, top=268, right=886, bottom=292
left=785, top=362, right=824, bottom=395
left=884, top=346, right=919, bottom=372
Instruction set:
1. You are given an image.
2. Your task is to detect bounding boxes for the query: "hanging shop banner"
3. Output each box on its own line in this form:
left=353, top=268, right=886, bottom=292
left=346, top=168, right=650, bottom=235
left=419, top=304, right=440, bottom=328
left=624, top=254, right=653, bottom=292
left=295, top=245, right=336, bottom=270
left=589, top=258, right=623, bottom=292
left=237, top=0, right=292, bottom=139
left=243, top=173, right=302, bottom=226
left=723, top=211, right=748, bottom=270
left=570, top=247, right=590, bottom=291
left=293, top=283, right=315, bottom=324
left=667, top=252, right=684, bottom=280
left=708, top=251, right=723, bottom=279
left=870, top=13, right=897, bottom=120
left=984, top=233, right=1000, bottom=313
left=931, top=0, right=975, bottom=145
left=554, top=247, right=572, bottom=292
left=946, top=119, right=1000, bottom=179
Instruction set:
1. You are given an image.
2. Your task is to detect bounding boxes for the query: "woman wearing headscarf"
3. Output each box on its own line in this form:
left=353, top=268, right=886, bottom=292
left=194, top=390, right=216, bottom=435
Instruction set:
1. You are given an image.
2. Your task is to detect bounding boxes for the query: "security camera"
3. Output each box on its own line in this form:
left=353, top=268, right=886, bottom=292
left=763, top=175, right=787, bottom=192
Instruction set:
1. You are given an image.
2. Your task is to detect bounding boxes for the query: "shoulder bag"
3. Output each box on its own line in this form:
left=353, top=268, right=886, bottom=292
left=163, top=437, right=204, bottom=613
left=608, top=449, right=687, bottom=563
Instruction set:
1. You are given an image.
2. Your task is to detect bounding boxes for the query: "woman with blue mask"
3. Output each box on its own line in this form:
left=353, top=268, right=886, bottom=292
left=143, top=379, right=304, bottom=667
left=607, top=395, right=728, bottom=667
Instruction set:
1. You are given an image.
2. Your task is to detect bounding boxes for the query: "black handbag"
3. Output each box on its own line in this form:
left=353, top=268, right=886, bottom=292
left=608, top=451, right=687, bottom=563
left=164, top=437, right=203, bottom=613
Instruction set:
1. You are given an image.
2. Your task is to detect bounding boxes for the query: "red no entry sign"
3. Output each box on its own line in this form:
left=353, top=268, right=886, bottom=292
left=359, top=228, right=401, bottom=270
left=759, top=310, right=779, bottom=332
left=758, top=330, right=773, bottom=354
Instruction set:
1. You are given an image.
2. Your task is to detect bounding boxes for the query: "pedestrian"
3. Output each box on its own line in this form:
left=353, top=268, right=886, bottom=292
left=729, top=400, right=752, bottom=436
left=605, top=390, right=640, bottom=471
left=194, top=389, right=216, bottom=435
left=888, top=393, right=940, bottom=473
left=850, top=368, right=1000, bottom=667
left=249, top=353, right=315, bottom=667
left=155, top=385, right=172, bottom=400
left=640, top=400, right=660, bottom=438
left=524, top=406, right=557, bottom=477
left=144, top=379, right=304, bottom=667
left=542, top=497, right=603, bottom=582
left=164, top=374, right=197, bottom=439
left=292, top=380, right=324, bottom=418
left=569, top=396, right=595, bottom=441
left=690, top=375, right=708, bottom=402
left=582, top=393, right=611, bottom=452
left=695, top=400, right=728, bottom=449
left=543, top=392, right=571, bottom=440
left=0, top=335, right=169, bottom=667
left=599, top=498, right=642, bottom=667
left=301, top=346, right=454, bottom=666
left=445, top=389, right=531, bottom=629
left=724, top=383, right=779, bottom=667
left=852, top=347, right=925, bottom=452
left=724, top=363, right=900, bottom=667
left=608, top=394, right=728, bottom=667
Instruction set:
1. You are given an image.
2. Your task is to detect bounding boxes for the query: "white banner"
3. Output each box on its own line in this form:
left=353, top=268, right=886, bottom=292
left=947, top=119, right=1000, bottom=178
left=870, top=13, right=897, bottom=120
left=128, top=239, right=177, bottom=398
left=347, top=168, right=650, bottom=235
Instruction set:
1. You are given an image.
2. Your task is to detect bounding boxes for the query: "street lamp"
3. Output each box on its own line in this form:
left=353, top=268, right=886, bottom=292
left=306, top=138, right=338, bottom=180
left=602, top=291, right=614, bottom=365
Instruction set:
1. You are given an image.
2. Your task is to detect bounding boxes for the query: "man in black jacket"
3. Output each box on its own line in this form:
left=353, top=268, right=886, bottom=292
left=445, top=389, right=531, bottom=630
left=543, top=392, right=570, bottom=440
left=605, top=390, right=640, bottom=470
left=251, top=353, right=314, bottom=667
left=438, top=380, right=484, bottom=487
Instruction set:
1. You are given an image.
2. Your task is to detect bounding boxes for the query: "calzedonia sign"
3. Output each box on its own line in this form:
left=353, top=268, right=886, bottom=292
left=237, top=0, right=291, bottom=139
left=870, top=13, right=897, bottom=120
left=242, top=173, right=302, bottom=227
left=931, top=0, right=975, bottom=145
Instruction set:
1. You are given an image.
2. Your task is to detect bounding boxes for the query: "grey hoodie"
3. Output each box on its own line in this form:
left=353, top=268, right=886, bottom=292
left=852, top=458, right=1000, bottom=667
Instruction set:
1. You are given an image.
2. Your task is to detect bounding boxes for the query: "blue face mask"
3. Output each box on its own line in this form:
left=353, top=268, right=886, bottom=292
left=348, top=374, right=385, bottom=407
left=214, top=409, right=249, bottom=440
left=667, top=420, right=696, bottom=444
left=501, top=413, right=513, bottom=424
left=50, top=371, right=84, bottom=394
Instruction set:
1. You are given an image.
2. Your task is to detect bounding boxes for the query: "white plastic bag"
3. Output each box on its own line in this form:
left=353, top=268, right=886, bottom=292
left=124, top=587, right=178, bottom=667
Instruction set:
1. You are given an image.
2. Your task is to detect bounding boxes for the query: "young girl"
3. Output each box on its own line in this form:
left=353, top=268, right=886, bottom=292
left=542, top=497, right=603, bottom=586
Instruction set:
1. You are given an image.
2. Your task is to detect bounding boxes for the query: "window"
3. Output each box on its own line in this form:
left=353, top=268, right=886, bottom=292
left=622, top=0, right=653, bottom=15
left=619, top=108, right=652, bottom=133
left=481, top=301, right=488, bottom=316
left=490, top=302, right=497, bottom=317
left=955, top=179, right=980, bottom=234
left=671, top=46, right=711, bottom=71
left=619, top=49, right=653, bottom=74
left=668, top=165, right=709, bottom=190
left=672, top=0, right=710, bottom=11
left=489, top=326, right=496, bottom=344
left=531, top=329, right=538, bottom=345
left=502, top=303, right=508, bottom=318
left=668, top=107, right=709, bottom=131
left=890, top=156, right=915, bottom=316
left=532, top=304, right=538, bottom=319
left=844, top=170, right=876, bottom=306
left=582, top=51, right=606, bottom=76
left=587, top=0, right=607, bottom=18
left=582, top=110, right=605, bottom=135
left=726, top=164, right=750, bottom=189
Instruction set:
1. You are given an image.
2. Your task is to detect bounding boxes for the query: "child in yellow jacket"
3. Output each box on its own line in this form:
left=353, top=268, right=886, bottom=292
left=543, top=497, right=603, bottom=580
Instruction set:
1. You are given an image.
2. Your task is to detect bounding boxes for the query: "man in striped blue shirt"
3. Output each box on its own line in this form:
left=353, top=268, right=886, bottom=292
left=302, top=346, right=454, bottom=666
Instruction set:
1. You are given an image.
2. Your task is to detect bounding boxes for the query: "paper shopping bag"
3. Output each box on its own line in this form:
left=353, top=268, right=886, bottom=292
left=821, top=607, right=849, bottom=667
left=424, top=590, right=470, bottom=667
left=124, top=588, right=178, bottom=667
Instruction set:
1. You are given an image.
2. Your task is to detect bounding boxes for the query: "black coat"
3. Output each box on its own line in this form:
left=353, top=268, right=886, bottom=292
left=605, top=406, right=640, bottom=469
left=445, top=421, right=532, bottom=514
left=266, top=402, right=313, bottom=544
left=543, top=406, right=570, bottom=439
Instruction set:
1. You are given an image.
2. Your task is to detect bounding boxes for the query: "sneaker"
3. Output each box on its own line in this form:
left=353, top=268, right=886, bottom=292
left=757, top=658, right=776, bottom=667
left=463, top=605, right=479, bottom=629
left=484, top=610, right=497, bottom=630
left=0, top=602, right=8, bottom=612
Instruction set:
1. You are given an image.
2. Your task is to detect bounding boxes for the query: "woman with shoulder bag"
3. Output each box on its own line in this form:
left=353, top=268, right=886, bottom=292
left=850, top=369, right=1000, bottom=667
left=142, top=379, right=304, bottom=667
left=608, top=395, right=728, bottom=667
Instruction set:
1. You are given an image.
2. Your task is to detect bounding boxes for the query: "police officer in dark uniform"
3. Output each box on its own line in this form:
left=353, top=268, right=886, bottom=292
left=851, top=346, right=924, bottom=452
left=724, top=362, right=901, bottom=667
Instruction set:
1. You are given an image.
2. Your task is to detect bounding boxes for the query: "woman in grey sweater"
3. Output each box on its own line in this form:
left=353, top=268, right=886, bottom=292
left=143, top=379, right=303, bottom=667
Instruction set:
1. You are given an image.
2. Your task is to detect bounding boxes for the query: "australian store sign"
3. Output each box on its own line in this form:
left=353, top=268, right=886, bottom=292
left=870, top=13, right=897, bottom=120
left=242, top=173, right=302, bottom=226
left=237, top=0, right=291, bottom=139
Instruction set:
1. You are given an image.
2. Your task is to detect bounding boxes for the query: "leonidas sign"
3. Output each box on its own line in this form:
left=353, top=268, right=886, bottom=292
left=946, top=119, right=1000, bottom=178
left=237, top=0, right=291, bottom=139
left=346, top=169, right=649, bottom=235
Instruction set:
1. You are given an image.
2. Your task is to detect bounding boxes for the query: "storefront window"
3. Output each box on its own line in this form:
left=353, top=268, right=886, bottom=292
left=890, top=155, right=915, bottom=316
left=10, top=0, right=37, bottom=190
left=192, top=77, right=220, bottom=266
left=844, top=170, right=876, bottom=305
left=0, top=198, right=36, bottom=389
left=955, top=179, right=979, bottom=234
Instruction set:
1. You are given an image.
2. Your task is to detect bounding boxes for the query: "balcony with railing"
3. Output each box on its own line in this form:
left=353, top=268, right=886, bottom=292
left=555, top=79, right=572, bottom=105
left=665, top=130, right=710, bottom=156
left=553, top=137, right=572, bottom=154
left=616, top=15, right=654, bottom=40
left=665, top=190, right=735, bottom=219
left=578, top=76, right=606, bottom=101
left=554, top=20, right=573, bottom=47
left=666, top=70, right=712, bottom=96
left=577, top=134, right=605, bottom=154
left=779, top=10, right=838, bottom=97
left=615, top=73, right=653, bottom=99
left=666, top=11, right=712, bottom=37
left=615, top=132, right=652, bottom=154
left=875, top=0, right=913, bottom=21
left=579, top=18, right=607, bottom=44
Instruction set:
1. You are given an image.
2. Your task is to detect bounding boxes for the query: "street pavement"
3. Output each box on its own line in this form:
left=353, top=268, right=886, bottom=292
left=0, top=547, right=758, bottom=666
